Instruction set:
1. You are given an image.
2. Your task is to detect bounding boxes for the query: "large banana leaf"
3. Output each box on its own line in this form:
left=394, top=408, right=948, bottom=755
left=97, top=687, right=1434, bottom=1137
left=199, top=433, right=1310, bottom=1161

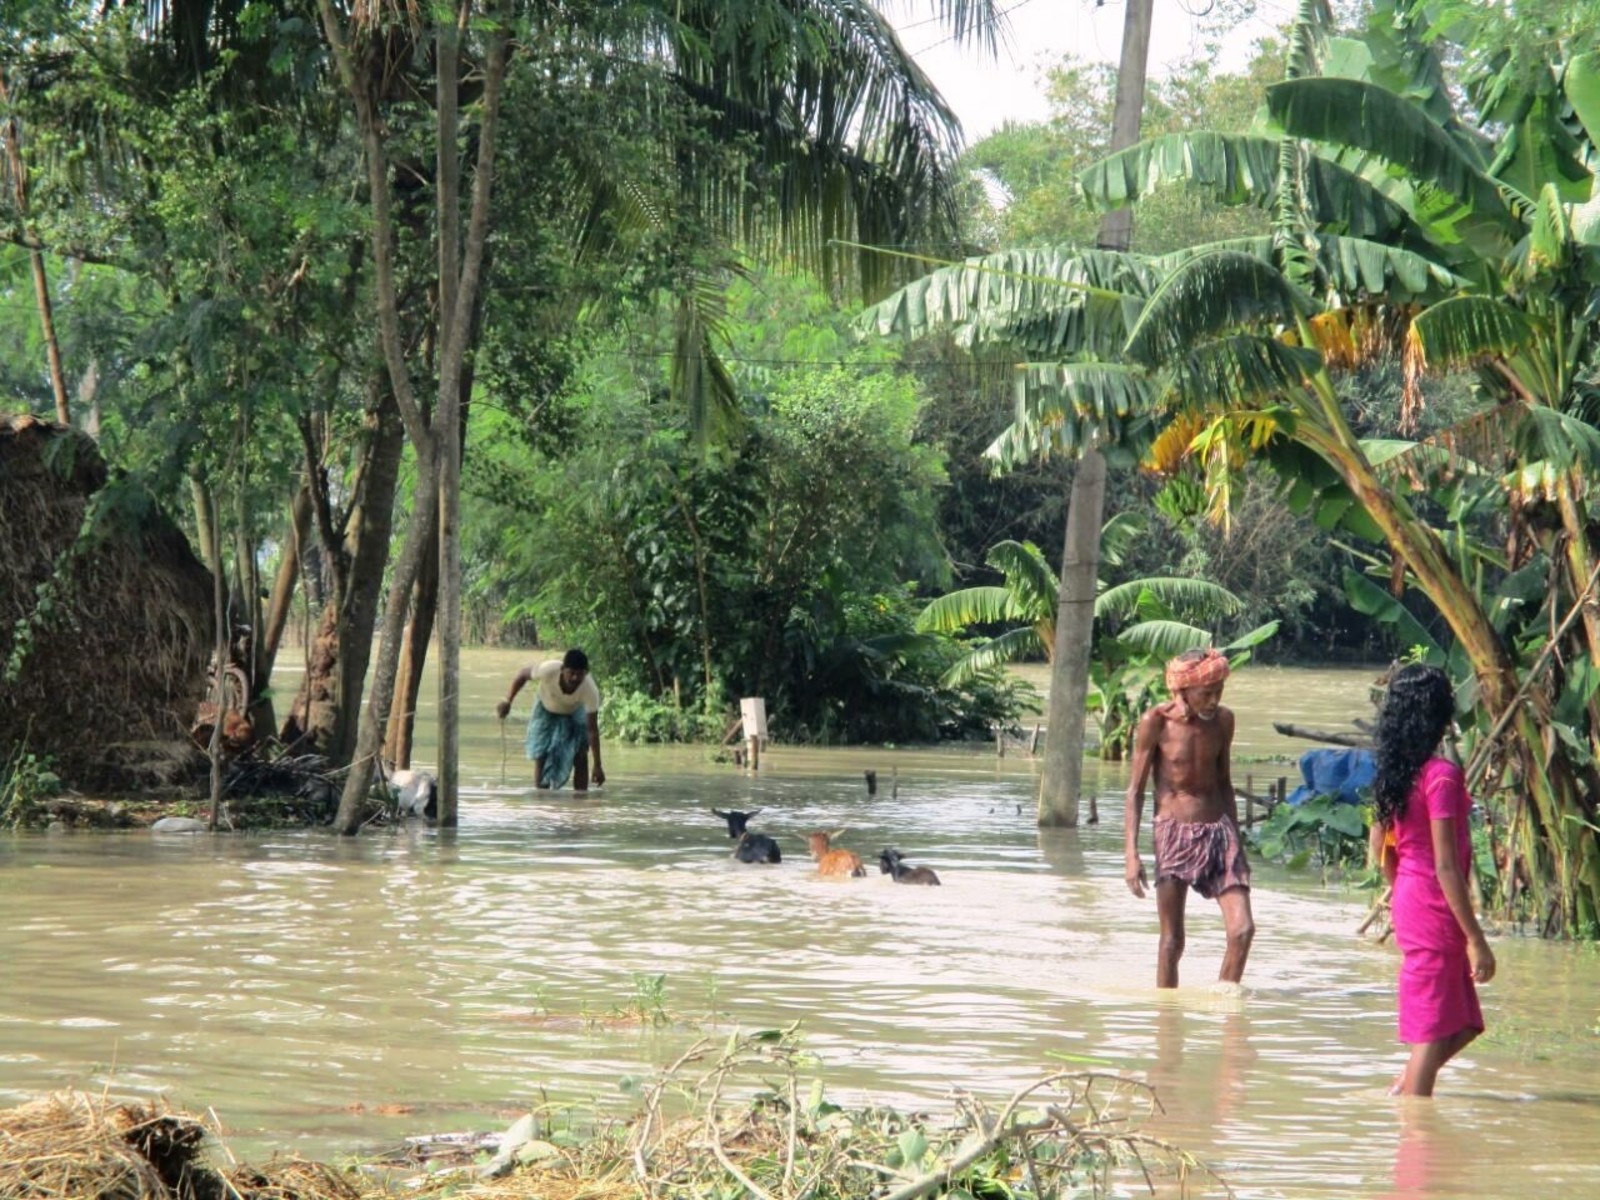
left=1342, top=566, right=1444, bottom=663
left=1222, top=620, right=1281, bottom=654
left=1481, top=62, right=1593, bottom=205
left=915, top=586, right=1026, bottom=633
left=1077, top=132, right=1442, bottom=258
left=985, top=540, right=1058, bottom=618
left=1116, top=619, right=1216, bottom=658
left=1564, top=52, right=1600, bottom=152
left=858, top=247, right=1153, bottom=357
left=1404, top=296, right=1544, bottom=374
left=1149, top=234, right=1460, bottom=303
left=1095, top=577, right=1243, bottom=621
left=987, top=361, right=1155, bottom=469
left=1125, top=251, right=1315, bottom=367
left=1265, top=77, right=1527, bottom=258
left=1099, top=511, right=1147, bottom=569
left=1165, top=337, right=1323, bottom=416
left=940, top=626, right=1049, bottom=688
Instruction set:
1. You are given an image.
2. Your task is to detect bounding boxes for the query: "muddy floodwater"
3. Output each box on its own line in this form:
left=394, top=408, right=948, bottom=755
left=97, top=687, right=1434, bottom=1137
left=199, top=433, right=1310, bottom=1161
left=1, top=651, right=1597, bottom=1198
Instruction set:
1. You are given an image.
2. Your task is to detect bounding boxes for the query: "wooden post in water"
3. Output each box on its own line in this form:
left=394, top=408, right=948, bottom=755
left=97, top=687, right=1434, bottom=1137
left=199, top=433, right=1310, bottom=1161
left=1029, top=723, right=1042, bottom=756
left=994, top=725, right=1005, bottom=758
left=740, top=698, right=768, bottom=773
left=865, top=770, right=877, bottom=796
left=891, top=766, right=898, bottom=800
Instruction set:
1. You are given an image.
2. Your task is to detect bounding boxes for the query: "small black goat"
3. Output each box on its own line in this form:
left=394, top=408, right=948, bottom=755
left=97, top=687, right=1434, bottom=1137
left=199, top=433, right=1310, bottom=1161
left=734, top=830, right=782, bottom=864
left=711, top=807, right=762, bottom=839
left=878, top=847, right=940, bottom=886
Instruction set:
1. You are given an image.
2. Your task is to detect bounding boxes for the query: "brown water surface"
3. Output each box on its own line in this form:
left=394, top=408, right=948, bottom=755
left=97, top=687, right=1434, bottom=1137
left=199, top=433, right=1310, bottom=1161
left=0, top=651, right=1595, bottom=1198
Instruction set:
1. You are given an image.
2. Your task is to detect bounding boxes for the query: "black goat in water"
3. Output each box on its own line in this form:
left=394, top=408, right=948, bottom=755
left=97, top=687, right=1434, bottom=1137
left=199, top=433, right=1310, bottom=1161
left=711, top=807, right=762, bottom=838
left=878, top=847, right=940, bottom=885
left=733, top=829, right=782, bottom=864
left=713, top=808, right=781, bottom=862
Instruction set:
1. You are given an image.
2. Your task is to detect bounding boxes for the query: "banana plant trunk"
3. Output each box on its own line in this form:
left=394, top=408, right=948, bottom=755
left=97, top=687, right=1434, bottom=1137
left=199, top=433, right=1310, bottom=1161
left=1321, top=427, right=1600, bottom=932
left=1038, top=0, right=1154, bottom=828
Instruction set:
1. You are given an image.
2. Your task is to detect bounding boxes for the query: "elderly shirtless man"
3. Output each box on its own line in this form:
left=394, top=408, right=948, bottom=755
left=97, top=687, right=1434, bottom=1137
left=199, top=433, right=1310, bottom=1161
left=1124, top=647, right=1255, bottom=988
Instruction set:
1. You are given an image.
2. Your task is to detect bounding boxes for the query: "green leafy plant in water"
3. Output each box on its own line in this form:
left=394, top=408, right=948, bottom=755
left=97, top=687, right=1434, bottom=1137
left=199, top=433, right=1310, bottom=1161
left=0, top=743, right=61, bottom=827
left=614, top=972, right=672, bottom=1028
left=1247, top=795, right=1369, bottom=872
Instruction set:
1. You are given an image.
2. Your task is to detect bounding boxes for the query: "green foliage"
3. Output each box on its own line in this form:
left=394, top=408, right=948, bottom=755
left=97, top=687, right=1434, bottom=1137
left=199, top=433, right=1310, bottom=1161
left=0, top=743, right=61, bottom=828
left=1246, top=796, right=1369, bottom=870
left=471, top=273, right=1027, bottom=744
left=600, top=691, right=725, bottom=745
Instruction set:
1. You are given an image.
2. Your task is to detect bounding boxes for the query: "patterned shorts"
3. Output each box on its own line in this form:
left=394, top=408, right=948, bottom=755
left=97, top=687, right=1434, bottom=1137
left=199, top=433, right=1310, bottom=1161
left=1154, top=817, right=1251, bottom=899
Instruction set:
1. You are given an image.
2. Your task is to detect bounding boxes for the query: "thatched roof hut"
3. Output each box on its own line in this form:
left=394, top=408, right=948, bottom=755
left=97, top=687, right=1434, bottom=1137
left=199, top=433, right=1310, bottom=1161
left=0, top=414, right=212, bottom=791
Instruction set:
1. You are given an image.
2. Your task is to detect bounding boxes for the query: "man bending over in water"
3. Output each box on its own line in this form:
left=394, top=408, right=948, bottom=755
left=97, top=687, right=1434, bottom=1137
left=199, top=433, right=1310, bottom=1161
left=1124, top=647, right=1255, bottom=988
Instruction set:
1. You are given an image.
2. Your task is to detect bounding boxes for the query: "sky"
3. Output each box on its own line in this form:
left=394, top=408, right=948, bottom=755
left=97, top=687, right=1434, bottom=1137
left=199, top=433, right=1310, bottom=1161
left=887, top=0, right=1307, bottom=142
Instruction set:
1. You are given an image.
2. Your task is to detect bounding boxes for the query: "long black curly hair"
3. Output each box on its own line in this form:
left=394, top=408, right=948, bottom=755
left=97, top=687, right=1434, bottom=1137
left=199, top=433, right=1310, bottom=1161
left=1372, top=664, right=1455, bottom=827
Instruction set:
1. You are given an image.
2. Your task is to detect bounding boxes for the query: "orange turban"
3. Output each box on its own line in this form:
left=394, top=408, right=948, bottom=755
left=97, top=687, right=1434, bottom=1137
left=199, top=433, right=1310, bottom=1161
left=1166, top=648, right=1229, bottom=693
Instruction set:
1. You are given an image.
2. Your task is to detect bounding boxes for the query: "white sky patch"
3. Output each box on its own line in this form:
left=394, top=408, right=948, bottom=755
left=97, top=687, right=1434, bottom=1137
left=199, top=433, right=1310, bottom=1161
left=886, top=0, right=1307, bottom=142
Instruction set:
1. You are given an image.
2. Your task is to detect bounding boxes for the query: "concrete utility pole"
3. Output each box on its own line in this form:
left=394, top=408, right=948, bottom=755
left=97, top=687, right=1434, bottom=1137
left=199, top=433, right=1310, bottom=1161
left=1037, top=0, right=1155, bottom=827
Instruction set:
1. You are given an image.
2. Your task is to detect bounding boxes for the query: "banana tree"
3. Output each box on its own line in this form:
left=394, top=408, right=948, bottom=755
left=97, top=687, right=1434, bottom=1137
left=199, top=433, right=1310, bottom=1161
left=915, top=517, right=1273, bottom=769
left=1071, top=0, right=1600, bottom=931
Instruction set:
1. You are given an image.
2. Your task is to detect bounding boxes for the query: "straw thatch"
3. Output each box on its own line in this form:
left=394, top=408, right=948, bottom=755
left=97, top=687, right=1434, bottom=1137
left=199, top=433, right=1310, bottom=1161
left=0, top=414, right=213, bottom=792
left=0, top=1092, right=391, bottom=1200
left=0, top=1093, right=216, bottom=1200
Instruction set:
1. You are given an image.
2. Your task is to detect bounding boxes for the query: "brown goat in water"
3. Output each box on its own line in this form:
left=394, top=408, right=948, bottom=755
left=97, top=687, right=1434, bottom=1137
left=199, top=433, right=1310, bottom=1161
left=808, top=830, right=867, bottom=878
left=879, top=847, right=941, bottom=886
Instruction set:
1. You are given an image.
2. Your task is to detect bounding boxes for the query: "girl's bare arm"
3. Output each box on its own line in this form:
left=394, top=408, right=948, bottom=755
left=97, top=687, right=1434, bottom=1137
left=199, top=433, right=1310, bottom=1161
left=1431, top=816, right=1495, bottom=981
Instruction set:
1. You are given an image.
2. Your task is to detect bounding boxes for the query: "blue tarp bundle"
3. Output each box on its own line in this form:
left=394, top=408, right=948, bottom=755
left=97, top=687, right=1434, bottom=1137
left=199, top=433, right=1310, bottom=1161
left=1285, top=747, right=1375, bottom=807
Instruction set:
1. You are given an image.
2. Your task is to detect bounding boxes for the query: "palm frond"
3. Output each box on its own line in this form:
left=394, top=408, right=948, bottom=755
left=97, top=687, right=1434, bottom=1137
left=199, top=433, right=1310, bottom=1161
left=662, top=0, right=970, bottom=298
left=671, top=286, right=742, bottom=443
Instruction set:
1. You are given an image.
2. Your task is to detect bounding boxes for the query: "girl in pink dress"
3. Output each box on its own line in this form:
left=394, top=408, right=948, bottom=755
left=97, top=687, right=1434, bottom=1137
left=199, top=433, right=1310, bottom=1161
left=1368, top=664, right=1496, bottom=1097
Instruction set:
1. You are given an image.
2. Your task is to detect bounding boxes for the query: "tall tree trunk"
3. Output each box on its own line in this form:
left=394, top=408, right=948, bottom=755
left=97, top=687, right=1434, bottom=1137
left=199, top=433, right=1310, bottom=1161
left=386, top=508, right=439, bottom=770
left=191, top=477, right=218, bottom=574
left=434, top=2, right=509, bottom=827
left=0, top=67, right=69, bottom=424
left=318, top=0, right=509, bottom=832
left=206, top=493, right=226, bottom=831
left=330, top=388, right=407, bottom=767
left=261, top=485, right=312, bottom=681
left=334, top=446, right=439, bottom=833
left=1037, top=0, right=1154, bottom=828
left=280, top=386, right=406, bottom=764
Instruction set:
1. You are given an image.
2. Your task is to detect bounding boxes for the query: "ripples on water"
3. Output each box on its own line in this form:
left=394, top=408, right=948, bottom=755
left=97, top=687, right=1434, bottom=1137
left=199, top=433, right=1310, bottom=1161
left=0, top=662, right=1597, bottom=1197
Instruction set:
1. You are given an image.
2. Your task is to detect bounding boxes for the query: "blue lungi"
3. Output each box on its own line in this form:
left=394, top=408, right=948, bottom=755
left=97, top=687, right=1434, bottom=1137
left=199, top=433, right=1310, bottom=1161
left=526, top=700, right=588, bottom=788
